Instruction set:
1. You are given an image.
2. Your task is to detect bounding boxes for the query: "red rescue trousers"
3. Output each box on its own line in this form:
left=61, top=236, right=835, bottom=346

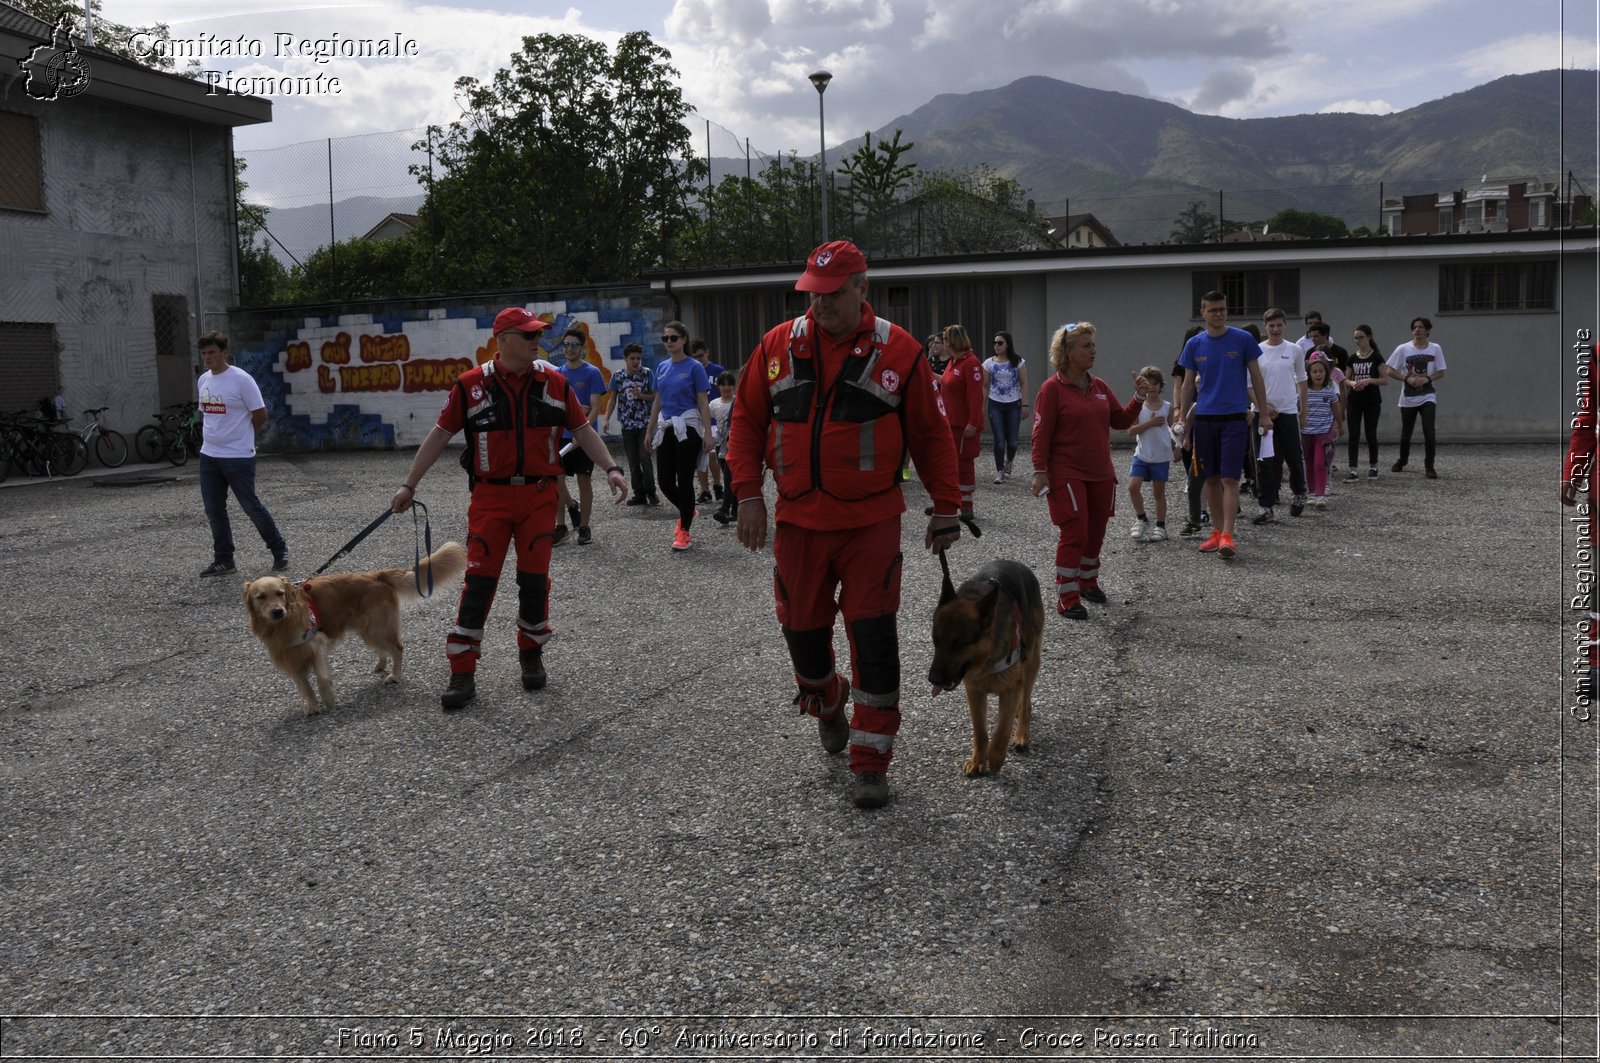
left=1047, top=476, right=1116, bottom=608
left=447, top=481, right=560, bottom=674
left=772, top=517, right=904, bottom=774
left=950, top=425, right=980, bottom=512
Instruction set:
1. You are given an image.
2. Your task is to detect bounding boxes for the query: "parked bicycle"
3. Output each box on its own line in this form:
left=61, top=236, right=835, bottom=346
left=74, top=406, right=130, bottom=467
left=134, top=405, right=194, bottom=467
left=0, top=410, right=87, bottom=481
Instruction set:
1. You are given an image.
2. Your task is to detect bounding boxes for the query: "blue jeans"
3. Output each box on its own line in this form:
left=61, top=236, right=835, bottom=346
left=988, top=400, right=1022, bottom=469
left=199, top=454, right=286, bottom=563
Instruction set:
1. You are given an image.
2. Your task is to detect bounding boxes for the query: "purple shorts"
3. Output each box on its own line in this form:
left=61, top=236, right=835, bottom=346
left=1191, top=416, right=1248, bottom=481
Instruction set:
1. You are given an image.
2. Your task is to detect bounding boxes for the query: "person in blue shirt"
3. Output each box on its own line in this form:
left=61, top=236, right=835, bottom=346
left=555, top=328, right=607, bottom=545
left=646, top=323, right=713, bottom=551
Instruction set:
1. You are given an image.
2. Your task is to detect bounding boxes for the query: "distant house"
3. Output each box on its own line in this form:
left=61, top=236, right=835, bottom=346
left=0, top=2, right=269, bottom=426
left=1382, top=177, right=1591, bottom=236
left=361, top=212, right=419, bottom=241
left=1043, top=212, right=1119, bottom=249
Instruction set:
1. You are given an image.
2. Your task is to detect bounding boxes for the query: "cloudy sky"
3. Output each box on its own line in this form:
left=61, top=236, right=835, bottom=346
left=103, top=0, right=1597, bottom=157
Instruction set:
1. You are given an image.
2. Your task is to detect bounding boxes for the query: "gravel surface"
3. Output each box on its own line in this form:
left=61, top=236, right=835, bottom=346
left=0, top=443, right=1592, bottom=1060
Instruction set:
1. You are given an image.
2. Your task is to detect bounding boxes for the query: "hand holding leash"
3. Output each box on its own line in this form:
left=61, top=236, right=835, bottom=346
left=926, top=513, right=961, bottom=553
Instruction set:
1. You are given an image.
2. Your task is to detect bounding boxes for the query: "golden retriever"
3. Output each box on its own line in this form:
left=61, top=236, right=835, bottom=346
left=243, top=542, right=467, bottom=715
left=927, top=558, right=1045, bottom=776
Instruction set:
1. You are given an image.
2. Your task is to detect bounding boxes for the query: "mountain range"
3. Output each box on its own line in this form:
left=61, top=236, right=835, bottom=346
left=253, top=69, right=1596, bottom=263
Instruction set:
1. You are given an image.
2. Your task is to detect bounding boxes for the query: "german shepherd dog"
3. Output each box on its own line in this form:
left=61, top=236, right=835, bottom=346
left=243, top=543, right=467, bottom=715
left=928, top=559, right=1045, bottom=776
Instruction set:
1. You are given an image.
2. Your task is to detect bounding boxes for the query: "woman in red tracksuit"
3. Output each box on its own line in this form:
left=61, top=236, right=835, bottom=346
left=939, top=324, right=985, bottom=521
left=1030, top=321, right=1146, bottom=619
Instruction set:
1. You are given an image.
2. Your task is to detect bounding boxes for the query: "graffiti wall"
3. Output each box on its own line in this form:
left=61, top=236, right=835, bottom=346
left=227, top=288, right=673, bottom=450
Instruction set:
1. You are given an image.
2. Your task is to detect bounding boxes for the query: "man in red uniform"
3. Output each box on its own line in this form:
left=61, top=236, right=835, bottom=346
left=1563, top=341, right=1597, bottom=700
left=392, top=308, right=627, bottom=711
left=728, top=240, right=963, bottom=809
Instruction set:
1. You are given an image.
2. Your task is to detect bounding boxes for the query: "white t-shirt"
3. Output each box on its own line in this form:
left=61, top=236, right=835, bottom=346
left=198, top=364, right=265, bottom=458
left=1133, top=399, right=1173, bottom=463
left=982, top=357, right=1024, bottom=404
left=1386, top=342, right=1447, bottom=408
left=1257, top=340, right=1307, bottom=412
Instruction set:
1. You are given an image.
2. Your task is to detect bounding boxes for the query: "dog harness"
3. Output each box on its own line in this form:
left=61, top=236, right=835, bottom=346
left=292, top=584, right=322, bottom=646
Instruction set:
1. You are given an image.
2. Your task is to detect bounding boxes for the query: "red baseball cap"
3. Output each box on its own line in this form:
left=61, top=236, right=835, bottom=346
left=795, top=240, right=868, bottom=293
left=492, top=307, right=551, bottom=336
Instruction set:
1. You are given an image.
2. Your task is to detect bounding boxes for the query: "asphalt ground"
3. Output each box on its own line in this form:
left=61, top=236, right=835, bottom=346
left=0, top=442, right=1593, bottom=1061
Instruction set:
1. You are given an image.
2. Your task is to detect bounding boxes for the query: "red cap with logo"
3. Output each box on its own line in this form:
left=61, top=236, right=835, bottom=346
left=795, top=240, right=868, bottom=293
left=492, top=307, right=551, bottom=335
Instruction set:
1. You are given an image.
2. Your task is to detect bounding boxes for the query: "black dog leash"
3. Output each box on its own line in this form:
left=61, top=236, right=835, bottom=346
left=310, top=499, right=436, bottom=598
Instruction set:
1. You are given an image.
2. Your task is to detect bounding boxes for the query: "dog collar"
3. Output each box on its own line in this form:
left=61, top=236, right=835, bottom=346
left=292, top=585, right=322, bottom=645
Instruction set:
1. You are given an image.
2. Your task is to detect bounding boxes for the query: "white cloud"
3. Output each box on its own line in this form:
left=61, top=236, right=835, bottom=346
left=1320, top=98, right=1397, bottom=115
left=1456, top=31, right=1600, bottom=80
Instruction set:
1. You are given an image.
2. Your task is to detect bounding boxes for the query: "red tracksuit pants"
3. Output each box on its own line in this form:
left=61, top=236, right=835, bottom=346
left=950, top=425, right=979, bottom=513
left=447, top=481, right=560, bottom=674
left=1047, top=476, right=1116, bottom=608
left=772, top=517, right=903, bottom=774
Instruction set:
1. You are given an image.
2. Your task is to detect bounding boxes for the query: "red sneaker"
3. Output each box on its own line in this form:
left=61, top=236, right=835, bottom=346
left=671, top=523, right=693, bottom=551
left=1197, top=531, right=1225, bottom=553
left=1218, top=533, right=1237, bottom=559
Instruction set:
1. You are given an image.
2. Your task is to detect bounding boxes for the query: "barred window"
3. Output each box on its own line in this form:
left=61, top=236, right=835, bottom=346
left=0, top=111, right=45, bottom=212
left=1438, top=260, right=1556, bottom=312
left=1190, top=269, right=1299, bottom=319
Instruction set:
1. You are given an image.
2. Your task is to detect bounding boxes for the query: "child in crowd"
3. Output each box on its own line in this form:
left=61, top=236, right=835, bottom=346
left=1301, top=352, right=1343, bottom=506
left=709, top=371, right=738, bottom=525
left=1127, top=366, right=1174, bottom=541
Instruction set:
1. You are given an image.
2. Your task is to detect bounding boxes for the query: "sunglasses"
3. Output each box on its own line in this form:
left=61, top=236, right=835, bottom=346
left=662, top=334, right=683, bottom=343
left=992, top=339, right=1005, bottom=345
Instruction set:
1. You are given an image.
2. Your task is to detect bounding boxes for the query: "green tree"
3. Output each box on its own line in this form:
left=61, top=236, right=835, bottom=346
left=414, top=31, right=705, bottom=290
left=283, top=235, right=420, bottom=304
left=1170, top=201, right=1218, bottom=244
left=235, top=157, right=290, bottom=307
left=840, top=129, right=916, bottom=219
left=1266, top=208, right=1349, bottom=239
left=903, top=165, right=1051, bottom=256
left=13, top=0, right=179, bottom=70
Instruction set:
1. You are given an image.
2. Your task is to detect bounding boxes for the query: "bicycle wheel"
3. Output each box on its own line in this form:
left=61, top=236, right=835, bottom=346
left=135, top=425, right=163, bottom=463
left=95, top=428, right=129, bottom=467
left=51, top=433, right=88, bottom=476
left=163, top=428, right=188, bottom=466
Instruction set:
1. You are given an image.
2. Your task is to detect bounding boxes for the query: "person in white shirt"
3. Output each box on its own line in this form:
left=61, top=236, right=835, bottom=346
left=196, top=331, right=287, bottom=577
left=1385, top=316, right=1448, bottom=478
left=1250, top=308, right=1309, bottom=523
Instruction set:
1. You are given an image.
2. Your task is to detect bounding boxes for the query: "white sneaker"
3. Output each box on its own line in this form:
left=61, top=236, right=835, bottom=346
left=1129, top=520, right=1147, bottom=541
left=1312, top=495, right=1327, bottom=508
left=1148, top=525, right=1169, bottom=542
left=994, top=471, right=1005, bottom=483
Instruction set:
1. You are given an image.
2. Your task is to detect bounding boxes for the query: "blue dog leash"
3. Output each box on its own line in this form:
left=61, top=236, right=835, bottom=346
left=310, top=499, right=436, bottom=598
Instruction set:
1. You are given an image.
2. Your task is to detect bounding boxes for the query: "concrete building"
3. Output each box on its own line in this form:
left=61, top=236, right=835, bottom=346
left=0, top=3, right=268, bottom=431
left=652, top=227, right=1598, bottom=440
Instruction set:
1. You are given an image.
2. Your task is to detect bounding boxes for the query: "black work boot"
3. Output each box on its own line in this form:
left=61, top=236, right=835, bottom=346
left=853, top=771, right=889, bottom=809
left=520, top=647, right=547, bottom=691
left=440, top=672, right=476, bottom=712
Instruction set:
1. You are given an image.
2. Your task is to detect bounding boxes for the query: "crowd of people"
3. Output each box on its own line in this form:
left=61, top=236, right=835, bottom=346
left=193, top=239, right=1486, bottom=809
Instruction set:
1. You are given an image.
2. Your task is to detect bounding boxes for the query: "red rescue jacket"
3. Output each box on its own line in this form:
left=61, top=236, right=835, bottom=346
left=439, top=359, right=584, bottom=483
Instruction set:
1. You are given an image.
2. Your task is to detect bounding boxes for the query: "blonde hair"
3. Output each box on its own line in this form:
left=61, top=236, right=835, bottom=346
left=1049, top=321, right=1095, bottom=374
left=942, top=324, right=972, bottom=354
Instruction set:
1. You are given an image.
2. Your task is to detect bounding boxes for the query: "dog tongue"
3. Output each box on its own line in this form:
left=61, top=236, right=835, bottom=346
left=929, top=682, right=944, bottom=698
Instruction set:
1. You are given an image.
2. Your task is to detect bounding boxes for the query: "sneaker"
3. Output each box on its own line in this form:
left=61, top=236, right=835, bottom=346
left=1148, top=525, right=1168, bottom=542
left=1198, top=531, right=1224, bottom=553
left=578, top=526, right=592, bottom=545
left=1129, top=519, right=1148, bottom=541
left=647, top=494, right=662, bottom=506
left=1252, top=507, right=1276, bottom=525
left=271, top=552, right=289, bottom=572
left=712, top=507, right=735, bottom=525
left=1344, top=470, right=1360, bottom=482
left=696, top=490, right=712, bottom=504
left=1180, top=521, right=1204, bottom=538
left=625, top=496, right=647, bottom=507
left=1218, top=533, right=1237, bottom=560
left=714, top=484, right=725, bottom=500
left=1004, top=460, right=1014, bottom=478
left=1082, top=586, right=1108, bottom=604
left=1200, top=511, right=1211, bottom=526
left=1426, top=468, right=1439, bottom=479
left=199, top=560, right=237, bottom=578
left=1368, top=467, right=1379, bottom=479
left=439, top=672, right=476, bottom=711
left=519, top=648, right=547, bottom=691
left=551, top=524, right=569, bottom=546
left=1289, top=494, right=1306, bottom=517
left=994, top=471, right=1005, bottom=484
left=1057, top=599, right=1088, bottom=619
left=567, top=505, right=581, bottom=529
left=671, top=523, right=693, bottom=551
left=1312, top=496, right=1327, bottom=508
left=796, top=680, right=850, bottom=754
left=1391, top=461, right=1406, bottom=472
left=853, top=771, right=889, bottom=809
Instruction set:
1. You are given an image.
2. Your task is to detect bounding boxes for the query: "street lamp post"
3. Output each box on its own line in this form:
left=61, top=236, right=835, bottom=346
left=809, top=70, right=833, bottom=243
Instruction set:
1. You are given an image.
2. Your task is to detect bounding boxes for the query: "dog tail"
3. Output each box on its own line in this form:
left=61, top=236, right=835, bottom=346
left=383, top=541, right=468, bottom=601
